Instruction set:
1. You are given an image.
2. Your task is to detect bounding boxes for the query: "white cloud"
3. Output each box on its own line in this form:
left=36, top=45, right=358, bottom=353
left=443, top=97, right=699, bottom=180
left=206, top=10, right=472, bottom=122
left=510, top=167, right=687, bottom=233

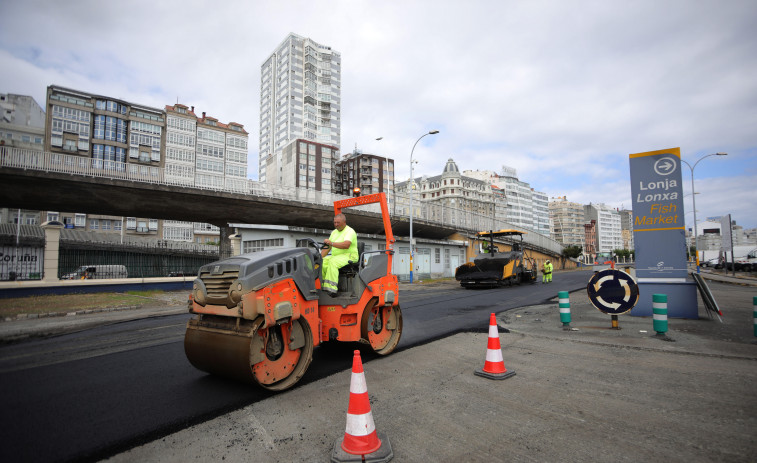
left=1, top=0, right=755, bottom=227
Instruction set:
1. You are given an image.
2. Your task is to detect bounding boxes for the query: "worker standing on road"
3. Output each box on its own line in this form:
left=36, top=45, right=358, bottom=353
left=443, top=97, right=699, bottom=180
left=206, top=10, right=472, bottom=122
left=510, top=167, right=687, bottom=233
left=542, top=259, right=553, bottom=284
left=321, top=213, right=358, bottom=297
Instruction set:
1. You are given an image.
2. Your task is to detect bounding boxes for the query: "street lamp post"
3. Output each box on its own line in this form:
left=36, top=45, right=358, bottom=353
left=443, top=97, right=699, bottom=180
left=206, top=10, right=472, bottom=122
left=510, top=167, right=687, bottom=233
left=409, top=130, right=439, bottom=283
left=681, top=152, right=727, bottom=273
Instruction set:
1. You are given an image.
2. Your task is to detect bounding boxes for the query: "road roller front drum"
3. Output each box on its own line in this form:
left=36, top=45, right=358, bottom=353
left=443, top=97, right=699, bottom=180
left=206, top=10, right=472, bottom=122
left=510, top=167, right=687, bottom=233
left=185, top=316, right=314, bottom=391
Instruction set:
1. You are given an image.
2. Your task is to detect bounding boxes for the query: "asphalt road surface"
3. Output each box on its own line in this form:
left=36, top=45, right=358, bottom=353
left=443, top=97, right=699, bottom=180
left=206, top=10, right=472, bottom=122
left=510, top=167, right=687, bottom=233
left=0, top=271, right=590, bottom=462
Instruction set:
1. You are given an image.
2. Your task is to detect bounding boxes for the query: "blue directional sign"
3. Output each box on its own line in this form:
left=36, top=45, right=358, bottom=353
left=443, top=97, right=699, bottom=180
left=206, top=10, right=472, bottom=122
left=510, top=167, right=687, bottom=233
left=629, top=147, right=687, bottom=281
left=587, top=269, right=640, bottom=315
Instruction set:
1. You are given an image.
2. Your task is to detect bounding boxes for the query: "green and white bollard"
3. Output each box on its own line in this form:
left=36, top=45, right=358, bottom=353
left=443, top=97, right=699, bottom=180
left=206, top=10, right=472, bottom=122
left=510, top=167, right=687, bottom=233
left=653, top=294, right=668, bottom=336
left=558, top=291, right=571, bottom=330
left=753, top=296, right=756, bottom=337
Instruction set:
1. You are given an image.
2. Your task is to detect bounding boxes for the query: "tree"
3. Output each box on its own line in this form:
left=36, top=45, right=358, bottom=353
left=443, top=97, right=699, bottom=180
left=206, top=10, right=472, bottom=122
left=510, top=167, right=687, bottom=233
left=613, top=249, right=631, bottom=259
left=562, top=245, right=582, bottom=259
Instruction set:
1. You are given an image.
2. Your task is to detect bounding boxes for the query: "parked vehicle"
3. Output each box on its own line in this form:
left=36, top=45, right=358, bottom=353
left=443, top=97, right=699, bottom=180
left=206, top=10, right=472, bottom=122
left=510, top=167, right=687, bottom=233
left=734, top=249, right=757, bottom=271
left=62, top=265, right=128, bottom=280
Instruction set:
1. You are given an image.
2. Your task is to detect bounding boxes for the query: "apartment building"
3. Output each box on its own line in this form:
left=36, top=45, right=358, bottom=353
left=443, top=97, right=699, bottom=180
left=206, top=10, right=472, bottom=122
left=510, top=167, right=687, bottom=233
left=396, top=159, right=495, bottom=224
left=164, top=103, right=198, bottom=187
left=36, top=85, right=164, bottom=237
left=584, top=220, right=597, bottom=256
left=548, top=196, right=585, bottom=248
left=463, top=167, right=550, bottom=236
left=696, top=219, right=757, bottom=251
left=259, top=33, right=341, bottom=187
left=532, top=190, right=550, bottom=236
left=279, top=138, right=339, bottom=191
left=7, top=85, right=249, bottom=244
left=0, top=93, right=45, bottom=149
left=163, top=103, right=249, bottom=242
left=0, top=94, right=45, bottom=225
left=334, top=149, right=394, bottom=197
left=45, top=85, right=166, bottom=169
left=584, top=203, right=623, bottom=253
left=618, top=209, right=634, bottom=250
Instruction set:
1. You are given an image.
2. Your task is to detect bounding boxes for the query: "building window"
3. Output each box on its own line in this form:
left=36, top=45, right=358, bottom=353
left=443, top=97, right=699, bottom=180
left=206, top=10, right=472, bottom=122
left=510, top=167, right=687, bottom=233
left=126, top=217, right=136, bottom=230
left=90, top=219, right=99, bottom=230
left=102, top=220, right=111, bottom=230
left=435, top=248, right=441, bottom=264
left=47, top=212, right=59, bottom=222
left=243, top=238, right=284, bottom=253
left=444, top=249, right=450, bottom=268
left=114, top=220, right=122, bottom=231
left=149, top=219, right=158, bottom=231
left=75, top=214, right=86, bottom=227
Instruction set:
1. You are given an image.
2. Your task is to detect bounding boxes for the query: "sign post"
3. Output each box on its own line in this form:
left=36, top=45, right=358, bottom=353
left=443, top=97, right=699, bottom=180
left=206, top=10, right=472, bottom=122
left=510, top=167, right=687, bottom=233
left=629, top=148, right=698, bottom=318
left=720, top=214, right=735, bottom=276
left=587, top=269, right=640, bottom=329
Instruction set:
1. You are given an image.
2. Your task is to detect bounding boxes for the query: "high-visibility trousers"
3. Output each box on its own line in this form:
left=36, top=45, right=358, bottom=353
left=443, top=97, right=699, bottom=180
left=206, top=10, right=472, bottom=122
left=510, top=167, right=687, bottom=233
left=322, top=253, right=352, bottom=292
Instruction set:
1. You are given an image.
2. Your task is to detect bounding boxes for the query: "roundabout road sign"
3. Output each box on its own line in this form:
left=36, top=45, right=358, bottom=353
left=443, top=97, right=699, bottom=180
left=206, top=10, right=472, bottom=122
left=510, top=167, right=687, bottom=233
left=587, top=269, right=640, bottom=315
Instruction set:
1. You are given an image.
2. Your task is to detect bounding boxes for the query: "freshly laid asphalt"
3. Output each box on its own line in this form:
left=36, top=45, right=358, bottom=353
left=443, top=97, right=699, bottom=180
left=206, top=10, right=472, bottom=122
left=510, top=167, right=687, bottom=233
left=2, top=270, right=756, bottom=462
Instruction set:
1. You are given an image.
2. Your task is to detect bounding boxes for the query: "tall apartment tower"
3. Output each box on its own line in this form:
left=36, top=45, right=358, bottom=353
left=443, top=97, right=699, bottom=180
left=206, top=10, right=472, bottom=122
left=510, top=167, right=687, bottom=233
left=259, top=33, right=341, bottom=187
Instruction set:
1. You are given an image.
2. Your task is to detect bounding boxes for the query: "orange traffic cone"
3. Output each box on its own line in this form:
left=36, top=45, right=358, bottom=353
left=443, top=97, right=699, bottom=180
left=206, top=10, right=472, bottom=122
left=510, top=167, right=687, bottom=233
left=331, top=350, right=393, bottom=463
left=475, top=313, right=516, bottom=380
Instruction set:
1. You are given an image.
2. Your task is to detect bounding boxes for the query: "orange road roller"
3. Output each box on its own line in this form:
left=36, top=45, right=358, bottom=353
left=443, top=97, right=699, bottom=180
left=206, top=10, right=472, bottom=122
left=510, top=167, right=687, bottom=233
left=184, top=193, right=402, bottom=391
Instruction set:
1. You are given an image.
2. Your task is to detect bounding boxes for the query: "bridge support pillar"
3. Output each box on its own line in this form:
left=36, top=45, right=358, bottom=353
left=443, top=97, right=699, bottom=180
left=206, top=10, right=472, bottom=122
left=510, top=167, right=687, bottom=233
left=217, top=225, right=235, bottom=259
left=40, top=220, right=64, bottom=281
left=229, top=233, right=242, bottom=257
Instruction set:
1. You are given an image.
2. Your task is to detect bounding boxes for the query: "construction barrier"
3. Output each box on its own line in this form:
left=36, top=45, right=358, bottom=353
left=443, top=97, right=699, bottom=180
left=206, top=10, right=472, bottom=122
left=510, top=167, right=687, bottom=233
left=558, top=291, right=571, bottom=329
left=474, top=313, right=516, bottom=380
left=653, top=294, right=668, bottom=336
left=332, top=350, right=393, bottom=463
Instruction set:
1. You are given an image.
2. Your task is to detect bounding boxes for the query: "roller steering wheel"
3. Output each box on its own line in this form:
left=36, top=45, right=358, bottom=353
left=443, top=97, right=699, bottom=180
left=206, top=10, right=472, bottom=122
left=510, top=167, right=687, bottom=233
left=304, top=238, right=329, bottom=251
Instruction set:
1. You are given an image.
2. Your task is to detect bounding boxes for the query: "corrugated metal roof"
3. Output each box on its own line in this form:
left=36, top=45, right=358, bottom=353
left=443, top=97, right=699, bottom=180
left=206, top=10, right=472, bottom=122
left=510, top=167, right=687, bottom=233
left=0, top=225, right=217, bottom=251
left=0, top=224, right=44, bottom=238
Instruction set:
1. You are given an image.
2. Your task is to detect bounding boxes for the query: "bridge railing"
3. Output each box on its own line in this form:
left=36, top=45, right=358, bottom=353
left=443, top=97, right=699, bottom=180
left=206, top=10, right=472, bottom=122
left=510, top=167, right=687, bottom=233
left=0, top=147, right=564, bottom=255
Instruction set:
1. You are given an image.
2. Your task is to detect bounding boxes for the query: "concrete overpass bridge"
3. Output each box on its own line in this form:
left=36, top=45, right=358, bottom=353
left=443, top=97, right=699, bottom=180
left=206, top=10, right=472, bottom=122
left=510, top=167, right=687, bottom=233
left=0, top=147, right=564, bottom=256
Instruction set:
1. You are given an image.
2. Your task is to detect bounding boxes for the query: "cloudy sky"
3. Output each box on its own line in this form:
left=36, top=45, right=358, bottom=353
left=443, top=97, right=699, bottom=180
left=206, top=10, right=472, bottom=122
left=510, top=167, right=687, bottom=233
left=2, top=0, right=755, bottom=229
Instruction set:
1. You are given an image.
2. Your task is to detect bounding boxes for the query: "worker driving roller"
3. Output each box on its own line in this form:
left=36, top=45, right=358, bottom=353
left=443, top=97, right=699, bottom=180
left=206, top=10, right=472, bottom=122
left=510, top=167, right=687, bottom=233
left=321, top=213, right=358, bottom=297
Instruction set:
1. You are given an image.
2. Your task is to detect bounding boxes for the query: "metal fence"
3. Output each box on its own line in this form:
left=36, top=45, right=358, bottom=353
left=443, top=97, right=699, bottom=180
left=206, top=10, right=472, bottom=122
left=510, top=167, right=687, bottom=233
left=1, top=146, right=564, bottom=255
left=58, top=241, right=219, bottom=279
